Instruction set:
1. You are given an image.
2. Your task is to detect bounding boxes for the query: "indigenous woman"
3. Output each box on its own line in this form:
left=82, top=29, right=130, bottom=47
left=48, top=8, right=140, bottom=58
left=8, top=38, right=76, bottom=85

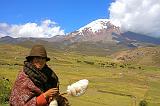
left=9, top=45, right=69, bottom=106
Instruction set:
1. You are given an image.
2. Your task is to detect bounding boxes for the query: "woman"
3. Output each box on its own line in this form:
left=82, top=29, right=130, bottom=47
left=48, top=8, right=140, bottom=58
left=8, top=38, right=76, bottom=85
left=9, top=45, right=69, bottom=106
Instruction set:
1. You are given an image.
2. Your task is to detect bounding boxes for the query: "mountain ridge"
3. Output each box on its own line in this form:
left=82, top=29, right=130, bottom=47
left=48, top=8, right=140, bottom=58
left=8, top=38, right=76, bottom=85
left=0, top=19, right=160, bottom=45
left=0, top=19, right=160, bottom=56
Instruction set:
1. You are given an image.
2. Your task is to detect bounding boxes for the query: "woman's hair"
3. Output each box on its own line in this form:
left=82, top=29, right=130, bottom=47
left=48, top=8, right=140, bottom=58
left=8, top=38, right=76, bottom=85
left=25, top=56, right=34, bottom=62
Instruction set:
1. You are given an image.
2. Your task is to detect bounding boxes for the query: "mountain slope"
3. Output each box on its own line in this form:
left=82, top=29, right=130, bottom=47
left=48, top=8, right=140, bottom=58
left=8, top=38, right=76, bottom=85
left=122, top=31, right=160, bottom=45
left=113, top=46, right=160, bottom=67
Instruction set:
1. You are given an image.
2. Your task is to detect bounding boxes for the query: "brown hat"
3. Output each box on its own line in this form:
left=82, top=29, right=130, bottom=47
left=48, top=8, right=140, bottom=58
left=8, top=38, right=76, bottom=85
left=26, top=45, right=50, bottom=61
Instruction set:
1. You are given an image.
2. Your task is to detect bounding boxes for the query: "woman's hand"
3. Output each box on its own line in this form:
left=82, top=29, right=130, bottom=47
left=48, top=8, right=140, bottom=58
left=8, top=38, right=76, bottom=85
left=43, top=88, right=59, bottom=101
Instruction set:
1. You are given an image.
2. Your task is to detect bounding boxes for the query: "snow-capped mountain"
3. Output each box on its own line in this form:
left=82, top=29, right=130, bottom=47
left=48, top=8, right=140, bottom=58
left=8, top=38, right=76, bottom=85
left=64, top=19, right=121, bottom=43
left=62, top=19, right=160, bottom=46
left=1, top=19, right=160, bottom=47
left=78, top=19, right=109, bottom=33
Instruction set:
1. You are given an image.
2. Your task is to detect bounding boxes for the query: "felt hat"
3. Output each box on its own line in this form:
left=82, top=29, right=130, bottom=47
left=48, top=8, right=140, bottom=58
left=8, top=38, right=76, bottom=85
left=26, top=45, right=50, bottom=61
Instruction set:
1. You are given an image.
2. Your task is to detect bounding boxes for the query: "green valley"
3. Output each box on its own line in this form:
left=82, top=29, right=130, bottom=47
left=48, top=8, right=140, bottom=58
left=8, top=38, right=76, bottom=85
left=0, top=44, right=160, bottom=106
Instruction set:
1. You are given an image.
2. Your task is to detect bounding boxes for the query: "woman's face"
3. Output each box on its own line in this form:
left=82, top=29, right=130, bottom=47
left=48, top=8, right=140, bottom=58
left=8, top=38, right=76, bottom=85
left=32, top=57, right=47, bottom=70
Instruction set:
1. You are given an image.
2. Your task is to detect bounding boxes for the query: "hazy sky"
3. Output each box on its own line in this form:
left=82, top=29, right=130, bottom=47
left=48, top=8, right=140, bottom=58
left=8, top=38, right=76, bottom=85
left=0, top=0, right=160, bottom=38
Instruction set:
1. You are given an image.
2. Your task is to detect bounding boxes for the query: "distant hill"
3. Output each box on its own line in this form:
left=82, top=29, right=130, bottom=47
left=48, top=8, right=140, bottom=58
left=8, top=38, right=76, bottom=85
left=113, top=46, right=160, bottom=67
left=122, top=31, right=160, bottom=45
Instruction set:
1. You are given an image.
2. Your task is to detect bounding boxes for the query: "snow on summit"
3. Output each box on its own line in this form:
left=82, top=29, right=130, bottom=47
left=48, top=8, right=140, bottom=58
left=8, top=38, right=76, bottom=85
left=78, top=19, right=109, bottom=33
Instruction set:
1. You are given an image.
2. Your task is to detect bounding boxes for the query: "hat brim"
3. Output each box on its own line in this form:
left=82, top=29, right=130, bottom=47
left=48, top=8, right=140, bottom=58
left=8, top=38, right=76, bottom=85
left=26, top=56, right=50, bottom=61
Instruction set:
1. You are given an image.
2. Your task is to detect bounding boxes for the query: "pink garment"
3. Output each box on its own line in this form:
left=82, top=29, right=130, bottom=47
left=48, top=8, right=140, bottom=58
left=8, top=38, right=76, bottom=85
left=9, top=70, right=48, bottom=106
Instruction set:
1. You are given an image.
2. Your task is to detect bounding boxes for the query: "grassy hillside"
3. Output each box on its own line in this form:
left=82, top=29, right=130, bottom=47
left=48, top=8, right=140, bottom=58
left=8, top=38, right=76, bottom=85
left=113, top=46, right=160, bottom=67
left=0, top=44, right=160, bottom=106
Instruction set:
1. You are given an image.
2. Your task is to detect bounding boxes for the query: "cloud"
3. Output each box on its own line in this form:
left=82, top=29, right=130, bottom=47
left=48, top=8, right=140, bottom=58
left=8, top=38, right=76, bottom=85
left=0, top=19, right=65, bottom=38
left=109, top=0, right=160, bottom=37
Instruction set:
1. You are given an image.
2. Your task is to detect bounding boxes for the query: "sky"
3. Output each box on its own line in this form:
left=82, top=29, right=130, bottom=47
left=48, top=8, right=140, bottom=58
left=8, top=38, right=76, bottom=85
left=0, top=0, right=160, bottom=38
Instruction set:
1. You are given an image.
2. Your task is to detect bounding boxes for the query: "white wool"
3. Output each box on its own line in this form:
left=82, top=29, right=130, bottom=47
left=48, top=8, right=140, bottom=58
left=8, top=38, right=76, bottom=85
left=67, top=85, right=77, bottom=96
left=67, top=79, right=89, bottom=96
left=49, top=79, right=89, bottom=106
left=49, top=99, right=58, bottom=106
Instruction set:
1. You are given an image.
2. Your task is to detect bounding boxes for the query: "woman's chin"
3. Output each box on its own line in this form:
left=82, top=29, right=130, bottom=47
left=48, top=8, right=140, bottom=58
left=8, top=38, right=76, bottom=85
left=36, top=65, right=43, bottom=70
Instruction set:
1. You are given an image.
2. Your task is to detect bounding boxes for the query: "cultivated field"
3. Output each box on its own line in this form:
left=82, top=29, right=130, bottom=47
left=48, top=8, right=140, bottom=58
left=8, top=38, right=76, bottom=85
left=0, top=44, right=160, bottom=106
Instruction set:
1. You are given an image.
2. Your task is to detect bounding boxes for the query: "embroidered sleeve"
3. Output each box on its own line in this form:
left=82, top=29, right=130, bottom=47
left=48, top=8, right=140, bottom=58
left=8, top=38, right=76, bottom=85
left=10, top=71, right=44, bottom=106
left=36, top=94, right=48, bottom=106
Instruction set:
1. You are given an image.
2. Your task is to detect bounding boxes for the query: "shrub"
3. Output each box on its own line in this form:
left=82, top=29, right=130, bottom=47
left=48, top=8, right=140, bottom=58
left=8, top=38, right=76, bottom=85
left=0, top=77, right=11, bottom=104
left=83, top=61, right=94, bottom=65
left=76, top=60, right=81, bottom=63
left=139, top=100, right=148, bottom=106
